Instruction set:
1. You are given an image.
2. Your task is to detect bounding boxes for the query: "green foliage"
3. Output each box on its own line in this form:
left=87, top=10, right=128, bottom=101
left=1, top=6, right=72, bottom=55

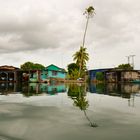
left=67, top=69, right=79, bottom=80
left=33, top=63, right=45, bottom=70
left=20, top=61, right=45, bottom=71
left=68, top=84, right=88, bottom=110
left=74, top=96, right=89, bottom=110
left=96, top=83, right=105, bottom=94
left=96, top=72, right=104, bottom=81
left=84, top=6, right=95, bottom=17
left=117, top=63, right=133, bottom=70
left=67, top=63, right=79, bottom=75
left=73, top=46, right=89, bottom=77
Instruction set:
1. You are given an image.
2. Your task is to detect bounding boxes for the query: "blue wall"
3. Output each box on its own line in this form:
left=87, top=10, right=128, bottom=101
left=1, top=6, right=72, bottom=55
left=89, top=69, right=111, bottom=81
left=47, top=70, right=66, bottom=79
left=40, top=70, right=66, bottom=79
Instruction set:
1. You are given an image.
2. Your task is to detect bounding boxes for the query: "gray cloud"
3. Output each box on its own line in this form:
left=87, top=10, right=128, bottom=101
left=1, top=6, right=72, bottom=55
left=0, top=0, right=87, bottom=54
left=92, top=0, right=140, bottom=49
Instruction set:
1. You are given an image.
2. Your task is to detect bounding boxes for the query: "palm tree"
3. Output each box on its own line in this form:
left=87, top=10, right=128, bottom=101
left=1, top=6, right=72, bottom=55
left=73, top=6, right=95, bottom=77
left=73, top=46, right=89, bottom=77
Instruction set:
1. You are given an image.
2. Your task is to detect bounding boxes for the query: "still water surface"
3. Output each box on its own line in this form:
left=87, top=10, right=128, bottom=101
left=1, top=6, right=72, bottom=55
left=0, top=82, right=140, bottom=140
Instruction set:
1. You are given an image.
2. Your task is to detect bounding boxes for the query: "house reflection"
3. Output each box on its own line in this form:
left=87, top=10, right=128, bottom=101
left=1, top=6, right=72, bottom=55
left=0, top=82, right=22, bottom=95
left=22, top=83, right=67, bottom=97
left=89, top=83, right=140, bottom=99
left=0, top=82, right=67, bottom=97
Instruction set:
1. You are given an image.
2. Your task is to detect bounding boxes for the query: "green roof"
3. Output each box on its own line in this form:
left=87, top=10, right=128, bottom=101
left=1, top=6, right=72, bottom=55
left=45, top=64, right=66, bottom=72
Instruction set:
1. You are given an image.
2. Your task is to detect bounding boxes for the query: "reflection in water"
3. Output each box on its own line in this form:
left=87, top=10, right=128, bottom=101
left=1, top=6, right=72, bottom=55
left=0, top=83, right=140, bottom=139
left=89, top=83, right=140, bottom=98
left=0, top=82, right=67, bottom=97
left=0, top=82, right=139, bottom=105
left=22, top=83, right=67, bottom=97
left=0, top=82, right=22, bottom=95
left=89, top=83, right=140, bottom=107
left=68, top=84, right=98, bottom=127
left=1, top=82, right=140, bottom=129
left=1, top=82, right=140, bottom=108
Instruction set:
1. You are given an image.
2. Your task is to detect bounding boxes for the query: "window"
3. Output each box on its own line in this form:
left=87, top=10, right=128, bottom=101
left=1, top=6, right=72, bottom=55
left=52, top=71, right=57, bottom=76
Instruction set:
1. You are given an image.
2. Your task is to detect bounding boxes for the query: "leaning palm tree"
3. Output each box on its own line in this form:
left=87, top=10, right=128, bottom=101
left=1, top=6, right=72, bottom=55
left=73, top=6, right=95, bottom=77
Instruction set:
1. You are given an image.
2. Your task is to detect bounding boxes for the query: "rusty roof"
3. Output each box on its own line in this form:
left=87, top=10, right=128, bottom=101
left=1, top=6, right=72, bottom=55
left=0, top=65, right=19, bottom=70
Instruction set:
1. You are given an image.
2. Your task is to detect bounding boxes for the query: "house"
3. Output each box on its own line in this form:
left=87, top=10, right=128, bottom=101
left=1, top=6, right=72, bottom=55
left=105, top=69, right=140, bottom=83
left=29, top=64, right=67, bottom=83
left=0, top=65, right=22, bottom=82
left=88, top=68, right=140, bottom=83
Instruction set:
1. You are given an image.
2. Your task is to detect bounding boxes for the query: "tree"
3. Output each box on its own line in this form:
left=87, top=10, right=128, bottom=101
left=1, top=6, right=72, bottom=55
left=67, top=63, right=80, bottom=80
left=20, top=61, right=45, bottom=71
left=73, top=6, right=95, bottom=77
left=117, top=63, right=133, bottom=70
left=33, top=63, right=45, bottom=70
left=96, top=72, right=104, bottom=81
left=73, top=46, right=89, bottom=77
left=67, top=63, right=79, bottom=75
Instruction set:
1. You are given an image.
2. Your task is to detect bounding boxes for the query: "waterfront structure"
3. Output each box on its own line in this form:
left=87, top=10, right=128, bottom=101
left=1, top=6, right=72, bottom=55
left=88, top=68, right=111, bottom=82
left=29, top=64, right=67, bottom=83
left=105, top=69, right=140, bottom=83
left=89, top=68, right=140, bottom=83
left=0, top=65, right=22, bottom=82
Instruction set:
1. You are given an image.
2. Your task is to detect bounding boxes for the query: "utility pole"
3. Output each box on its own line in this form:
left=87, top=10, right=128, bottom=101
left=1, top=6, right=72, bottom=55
left=126, top=55, right=130, bottom=64
left=130, top=55, right=136, bottom=69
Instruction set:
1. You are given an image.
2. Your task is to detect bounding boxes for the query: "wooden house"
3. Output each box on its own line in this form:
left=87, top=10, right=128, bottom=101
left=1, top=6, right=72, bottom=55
left=0, top=65, right=22, bottom=82
left=105, top=69, right=140, bottom=83
left=29, top=64, right=67, bottom=83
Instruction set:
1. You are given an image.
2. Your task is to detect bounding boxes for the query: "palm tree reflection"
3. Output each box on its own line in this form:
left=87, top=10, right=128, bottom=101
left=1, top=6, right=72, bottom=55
left=68, top=84, right=98, bottom=127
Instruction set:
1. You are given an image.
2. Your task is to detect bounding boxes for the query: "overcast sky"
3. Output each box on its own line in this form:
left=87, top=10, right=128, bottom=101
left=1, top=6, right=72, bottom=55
left=0, top=0, right=140, bottom=70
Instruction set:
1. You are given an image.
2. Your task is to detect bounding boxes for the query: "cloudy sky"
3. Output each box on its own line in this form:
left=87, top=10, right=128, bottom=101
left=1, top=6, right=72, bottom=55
left=0, top=0, right=140, bottom=70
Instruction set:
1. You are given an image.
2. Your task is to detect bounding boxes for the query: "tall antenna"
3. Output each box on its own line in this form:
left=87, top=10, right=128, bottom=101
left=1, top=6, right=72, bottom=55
left=130, top=55, right=136, bottom=69
left=126, top=56, right=130, bottom=64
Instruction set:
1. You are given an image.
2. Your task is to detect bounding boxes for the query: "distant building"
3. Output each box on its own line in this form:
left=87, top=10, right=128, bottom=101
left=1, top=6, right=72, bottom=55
left=29, top=64, right=67, bottom=83
left=88, top=68, right=140, bottom=83
left=105, top=69, right=140, bottom=83
left=88, top=68, right=112, bottom=82
left=0, top=65, right=22, bottom=82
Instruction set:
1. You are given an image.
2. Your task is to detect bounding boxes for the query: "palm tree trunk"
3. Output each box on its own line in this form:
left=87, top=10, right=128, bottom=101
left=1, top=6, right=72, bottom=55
left=79, top=15, right=89, bottom=77
left=82, top=15, right=89, bottom=47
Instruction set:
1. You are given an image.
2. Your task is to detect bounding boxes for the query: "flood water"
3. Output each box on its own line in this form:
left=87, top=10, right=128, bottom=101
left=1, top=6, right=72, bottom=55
left=0, top=82, right=140, bottom=140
